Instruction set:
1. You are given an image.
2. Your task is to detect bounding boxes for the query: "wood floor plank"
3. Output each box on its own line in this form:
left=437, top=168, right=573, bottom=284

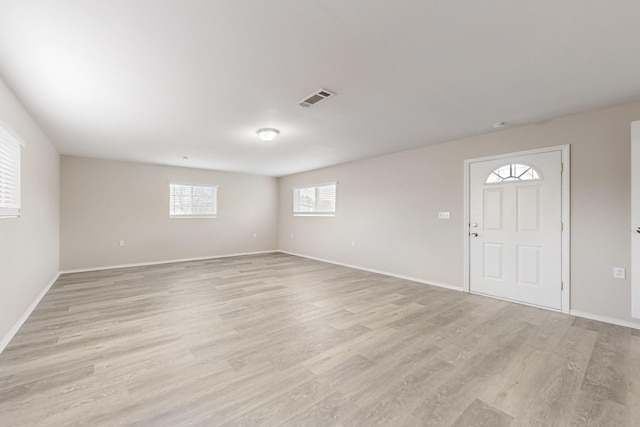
left=0, top=253, right=638, bottom=426
left=452, top=398, right=513, bottom=427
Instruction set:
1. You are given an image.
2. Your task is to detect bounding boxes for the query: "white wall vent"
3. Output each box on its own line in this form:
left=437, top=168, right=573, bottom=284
left=297, top=88, right=336, bottom=108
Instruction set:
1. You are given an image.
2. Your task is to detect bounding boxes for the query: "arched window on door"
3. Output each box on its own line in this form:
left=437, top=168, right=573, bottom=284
left=486, top=163, right=541, bottom=183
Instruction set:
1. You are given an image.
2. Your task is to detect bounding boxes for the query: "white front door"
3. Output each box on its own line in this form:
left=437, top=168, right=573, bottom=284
left=469, top=150, right=563, bottom=310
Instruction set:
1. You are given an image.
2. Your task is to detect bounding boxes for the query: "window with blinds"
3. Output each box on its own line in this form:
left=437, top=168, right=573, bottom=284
left=169, top=183, right=217, bottom=218
left=293, top=182, right=336, bottom=216
left=0, top=124, right=23, bottom=218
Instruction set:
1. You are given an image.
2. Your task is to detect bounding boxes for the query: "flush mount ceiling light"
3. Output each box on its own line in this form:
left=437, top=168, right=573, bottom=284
left=256, top=128, right=280, bottom=142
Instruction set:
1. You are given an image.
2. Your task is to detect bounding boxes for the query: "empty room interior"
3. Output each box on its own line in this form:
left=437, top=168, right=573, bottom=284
left=2, top=1, right=640, bottom=426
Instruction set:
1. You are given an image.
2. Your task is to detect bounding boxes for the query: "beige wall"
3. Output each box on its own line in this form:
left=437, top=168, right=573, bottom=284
left=4, top=88, right=638, bottom=341
left=60, top=156, right=278, bottom=270
left=279, top=101, right=640, bottom=326
left=0, top=78, right=60, bottom=345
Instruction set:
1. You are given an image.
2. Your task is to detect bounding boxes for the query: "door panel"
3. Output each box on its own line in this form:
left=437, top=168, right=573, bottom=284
left=517, top=186, right=540, bottom=231
left=469, top=151, right=562, bottom=309
left=484, top=189, right=503, bottom=230
left=517, top=245, right=540, bottom=285
left=483, top=243, right=503, bottom=280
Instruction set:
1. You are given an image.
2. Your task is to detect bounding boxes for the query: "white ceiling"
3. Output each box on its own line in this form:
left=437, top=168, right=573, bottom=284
left=1, top=1, right=640, bottom=177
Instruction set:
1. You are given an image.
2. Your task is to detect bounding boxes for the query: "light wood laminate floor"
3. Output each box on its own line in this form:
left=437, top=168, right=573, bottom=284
left=1, top=253, right=639, bottom=426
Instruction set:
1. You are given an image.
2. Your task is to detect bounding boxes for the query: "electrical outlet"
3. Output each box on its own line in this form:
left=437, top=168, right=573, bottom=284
left=119, top=240, right=125, bottom=247
left=351, top=240, right=356, bottom=247
left=290, top=234, right=294, bottom=239
left=613, top=267, right=625, bottom=279
left=438, top=211, right=451, bottom=220
left=253, top=232, right=257, bottom=238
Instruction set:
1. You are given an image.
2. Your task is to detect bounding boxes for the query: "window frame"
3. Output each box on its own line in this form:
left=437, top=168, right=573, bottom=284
left=0, top=122, right=25, bottom=218
left=293, top=182, right=337, bottom=216
left=169, top=182, right=218, bottom=219
left=485, top=163, right=542, bottom=184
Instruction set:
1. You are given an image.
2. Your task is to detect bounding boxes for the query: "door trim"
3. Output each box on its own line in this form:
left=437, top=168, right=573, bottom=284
left=631, top=121, right=640, bottom=319
left=463, top=145, right=571, bottom=313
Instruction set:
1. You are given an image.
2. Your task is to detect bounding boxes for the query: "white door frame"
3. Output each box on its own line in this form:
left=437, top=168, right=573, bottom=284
left=631, top=121, right=640, bottom=319
left=463, top=145, right=571, bottom=313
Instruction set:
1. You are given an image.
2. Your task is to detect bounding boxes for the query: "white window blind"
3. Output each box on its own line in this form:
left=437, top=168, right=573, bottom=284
left=293, top=182, right=336, bottom=215
left=0, top=124, right=23, bottom=218
left=170, top=183, right=217, bottom=218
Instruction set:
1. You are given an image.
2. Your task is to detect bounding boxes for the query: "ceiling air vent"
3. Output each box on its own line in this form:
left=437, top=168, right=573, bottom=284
left=297, top=88, right=336, bottom=108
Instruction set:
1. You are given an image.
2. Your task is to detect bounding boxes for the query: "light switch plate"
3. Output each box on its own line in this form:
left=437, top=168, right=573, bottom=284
left=438, top=211, right=451, bottom=219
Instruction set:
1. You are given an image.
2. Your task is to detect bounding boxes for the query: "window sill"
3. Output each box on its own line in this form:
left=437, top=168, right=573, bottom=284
left=170, top=215, right=217, bottom=219
left=293, top=213, right=336, bottom=217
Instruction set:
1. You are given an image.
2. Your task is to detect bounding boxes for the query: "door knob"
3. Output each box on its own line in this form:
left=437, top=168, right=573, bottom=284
left=470, top=223, right=478, bottom=228
left=470, top=233, right=478, bottom=237
left=637, top=227, right=640, bottom=234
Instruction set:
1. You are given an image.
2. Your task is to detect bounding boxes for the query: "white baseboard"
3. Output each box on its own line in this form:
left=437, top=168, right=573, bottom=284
left=6, top=252, right=636, bottom=358
left=279, top=250, right=462, bottom=292
left=1, top=250, right=279, bottom=354
left=0, top=271, right=60, bottom=354
left=280, top=251, right=640, bottom=331
left=60, top=250, right=279, bottom=274
left=570, top=309, right=640, bottom=331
